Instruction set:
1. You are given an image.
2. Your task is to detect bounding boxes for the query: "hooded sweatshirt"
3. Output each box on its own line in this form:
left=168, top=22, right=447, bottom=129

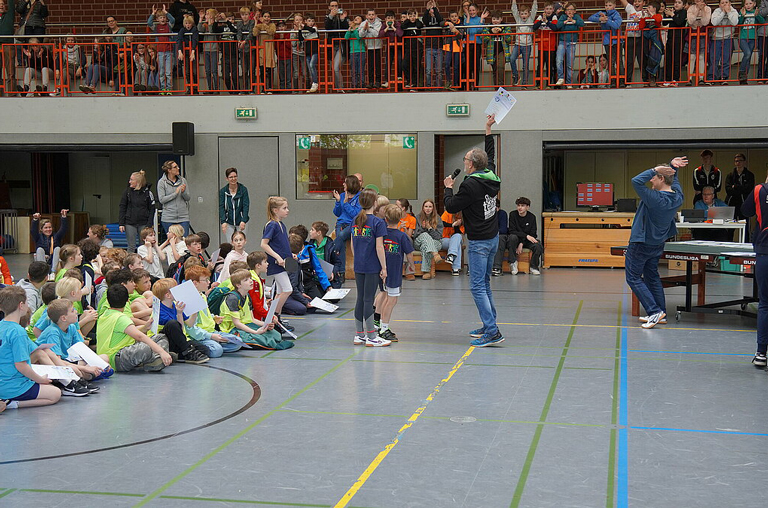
left=742, top=183, right=768, bottom=254
left=444, top=134, right=501, bottom=241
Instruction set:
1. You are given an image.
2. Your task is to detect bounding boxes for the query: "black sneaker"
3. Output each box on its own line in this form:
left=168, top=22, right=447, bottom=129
left=753, top=352, right=767, bottom=368
left=373, top=319, right=381, bottom=330
left=445, top=254, right=456, bottom=264
left=182, top=347, right=210, bottom=364
left=492, top=269, right=502, bottom=277
left=380, top=329, right=398, bottom=342
left=452, top=269, right=460, bottom=276
left=56, top=380, right=90, bottom=397
left=77, top=379, right=100, bottom=394
left=277, top=316, right=295, bottom=332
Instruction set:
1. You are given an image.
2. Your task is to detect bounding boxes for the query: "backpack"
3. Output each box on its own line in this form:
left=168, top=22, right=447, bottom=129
left=165, top=253, right=192, bottom=282
left=207, top=285, right=234, bottom=315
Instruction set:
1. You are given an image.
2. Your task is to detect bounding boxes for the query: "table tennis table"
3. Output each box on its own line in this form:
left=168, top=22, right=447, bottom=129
left=611, top=241, right=756, bottom=321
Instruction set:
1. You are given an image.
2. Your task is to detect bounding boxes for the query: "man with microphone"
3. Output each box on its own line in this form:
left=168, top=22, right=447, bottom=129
left=444, top=114, right=503, bottom=347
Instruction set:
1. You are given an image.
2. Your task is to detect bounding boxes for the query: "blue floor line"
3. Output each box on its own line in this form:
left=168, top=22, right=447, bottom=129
left=618, top=293, right=629, bottom=508
left=629, top=350, right=750, bottom=356
left=630, top=426, right=768, bottom=437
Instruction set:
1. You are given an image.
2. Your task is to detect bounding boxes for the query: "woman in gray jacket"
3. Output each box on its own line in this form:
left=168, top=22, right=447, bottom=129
left=157, top=160, right=191, bottom=235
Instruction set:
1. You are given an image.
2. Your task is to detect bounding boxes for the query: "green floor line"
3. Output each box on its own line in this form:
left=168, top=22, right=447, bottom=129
left=563, top=366, right=613, bottom=371
left=135, top=349, right=363, bottom=507
left=351, top=358, right=559, bottom=369
left=20, top=488, right=142, bottom=497
left=262, top=312, right=348, bottom=358
left=276, top=408, right=407, bottom=418
left=261, top=357, right=341, bottom=361
left=158, top=494, right=331, bottom=506
left=0, top=489, right=16, bottom=499
left=606, top=301, right=622, bottom=508
left=511, top=300, right=583, bottom=508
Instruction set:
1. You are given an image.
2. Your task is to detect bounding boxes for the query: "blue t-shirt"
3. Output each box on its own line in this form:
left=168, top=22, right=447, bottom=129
left=0, top=320, right=37, bottom=399
left=352, top=214, right=388, bottom=274
left=159, top=302, right=188, bottom=327
left=263, top=220, right=291, bottom=276
left=36, top=322, right=83, bottom=359
left=384, top=228, right=414, bottom=289
left=34, top=308, right=51, bottom=333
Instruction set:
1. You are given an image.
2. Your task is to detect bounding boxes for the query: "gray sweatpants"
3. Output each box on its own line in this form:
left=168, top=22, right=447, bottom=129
left=114, top=335, right=169, bottom=372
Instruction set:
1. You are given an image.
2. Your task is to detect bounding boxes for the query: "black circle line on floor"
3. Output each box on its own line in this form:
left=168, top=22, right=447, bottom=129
left=0, top=364, right=261, bottom=465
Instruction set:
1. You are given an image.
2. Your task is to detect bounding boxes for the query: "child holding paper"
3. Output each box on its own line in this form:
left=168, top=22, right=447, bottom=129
left=218, top=269, right=292, bottom=350
left=0, top=286, right=62, bottom=410
left=152, top=278, right=210, bottom=363
left=184, top=265, right=241, bottom=357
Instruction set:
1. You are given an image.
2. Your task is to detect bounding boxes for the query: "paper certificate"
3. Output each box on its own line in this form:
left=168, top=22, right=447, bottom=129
left=67, top=342, right=110, bottom=370
left=169, top=280, right=208, bottom=316
left=484, top=87, right=517, bottom=124
left=310, top=297, right=338, bottom=313
left=31, top=364, right=79, bottom=383
left=324, top=288, right=351, bottom=300
left=264, top=297, right=281, bottom=326
left=319, top=259, right=334, bottom=279
left=151, top=296, right=161, bottom=336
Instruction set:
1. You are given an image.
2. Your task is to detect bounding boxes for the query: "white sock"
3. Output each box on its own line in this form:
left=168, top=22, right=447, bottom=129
left=380, top=322, right=389, bottom=332
left=6, top=400, right=19, bottom=409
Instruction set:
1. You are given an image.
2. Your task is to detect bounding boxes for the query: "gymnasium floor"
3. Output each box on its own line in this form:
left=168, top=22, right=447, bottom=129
left=1, top=254, right=766, bottom=508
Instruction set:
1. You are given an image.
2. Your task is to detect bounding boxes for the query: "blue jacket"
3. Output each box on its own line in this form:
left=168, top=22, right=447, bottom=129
left=556, top=15, right=585, bottom=44
left=588, top=9, right=622, bottom=45
left=31, top=216, right=68, bottom=259
left=464, top=15, right=483, bottom=43
left=629, top=165, right=684, bottom=246
left=694, top=198, right=727, bottom=210
left=498, top=209, right=509, bottom=235
left=741, top=183, right=768, bottom=254
left=298, top=243, right=331, bottom=291
left=332, top=192, right=361, bottom=226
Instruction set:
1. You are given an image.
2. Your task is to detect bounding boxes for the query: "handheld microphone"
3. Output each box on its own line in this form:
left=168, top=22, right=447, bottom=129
left=450, top=168, right=461, bottom=179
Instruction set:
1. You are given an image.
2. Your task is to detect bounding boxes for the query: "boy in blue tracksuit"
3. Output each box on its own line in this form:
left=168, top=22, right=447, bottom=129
left=588, top=1, right=623, bottom=84
left=740, top=178, right=768, bottom=367
left=625, top=156, right=688, bottom=329
left=289, top=225, right=332, bottom=299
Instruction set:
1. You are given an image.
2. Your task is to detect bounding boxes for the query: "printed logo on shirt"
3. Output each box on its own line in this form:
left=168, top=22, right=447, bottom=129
left=384, top=239, right=401, bottom=254
left=483, top=195, right=496, bottom=220
left=353, top=225, right=373, bottom=237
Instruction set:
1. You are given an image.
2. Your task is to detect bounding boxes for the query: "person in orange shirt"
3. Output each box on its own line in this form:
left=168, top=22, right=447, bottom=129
left=0, top=255, right=12, bottom=285
left=397, top=198, right=417, bottom=280
left=440, top=210, right=464, bottom=276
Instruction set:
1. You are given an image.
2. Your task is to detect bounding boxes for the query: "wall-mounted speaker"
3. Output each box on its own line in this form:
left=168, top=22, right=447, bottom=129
left=172, top=122, right=195, bottom=156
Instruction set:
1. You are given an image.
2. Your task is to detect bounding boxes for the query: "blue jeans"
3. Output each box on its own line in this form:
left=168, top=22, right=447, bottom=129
left=739, top=38, right=755, bottom=76
left=756, top=254, right=768, bottom=352
left=708, top=38, right=733, bottom=81
left=333, top=222, right=352, bottom=274
left=556, top=41, right=576, bottom=83
left=203, top=51, right=220, bottom=90
left=625, top=242, right=665, bottom=316
left=307, top=53, right=318, bottom=84
left=467, top=236, right=499, bottom=336
left=510, top=44, right=531, bottom=84
left=425, top=47, right=443, bottom=87
left=198, top=337, right=241, bottom=357
left=441, top=234, right=463, bottom=270
left=162, top=221, right=190, bottom=237
left=350, top=52, right=365, bottom=88
left=444, top=50, right=461, bottom=86
left=86, top=64, right=108, bottom=87
left=158, top=51, right=173, bottom=90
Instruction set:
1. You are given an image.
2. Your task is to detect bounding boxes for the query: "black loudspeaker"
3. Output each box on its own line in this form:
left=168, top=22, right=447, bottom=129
left=172, top=122, right=195, bottom=156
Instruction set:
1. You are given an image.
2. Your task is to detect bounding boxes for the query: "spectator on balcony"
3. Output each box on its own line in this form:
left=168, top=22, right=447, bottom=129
left=482, top=10, right=512, bottom=87
left=533, top=2, right=558, bottom=87
left=236, top=7, right=254, bottom=91
left=198, top=9, right=221, bottom=94
left=103, top=15, right=126, bottom=46
left=662, top=0, right=687, bottom=85
left=464, top=3, right=487, bottom=90
left=133, top=42, right=151, bottom=93
left=709, top=0, right=738, bottom=83
left=442, top=9, right=465, bottom=90
left=0, top=0, right=17, bottom=97
left=687, top=0, right=711, bottom=84
left=169, top=0, right=198, bottom=34
left=510, top=0, right=537, bottom=86
left=218, top=12, right=238, bottom=94
left=738, top=0, right=764, bottom=84
left=578, top=55, right=598, bottom=87
left=346, top=14, right=366, bottom=89
left=290, top=13, right=308, bottom=91
left=54, top=34, right=84, bottom=96
left=555, top=3, right=584, bottom=87
left=148, top=6, right=175, bottom=95
left=298, top=13, right=320, bottom=93
left=16, top=0, right=47, bottom=37
left=619, top=0, right=647, bottom=84
left=253, top=11, right=276, bottom=92
left=402, top=9, right=424, bottom=89
left=275, top=19, right=292, bottom=91
left=598, top=53, right=610, bottom=86
left=146, top=45, right=159, bottom=91
left=588, top=0, right=622, bottom=86
left=757, top=0, right=768, bottom=82
left=176, top=14, right=199, bottom=95
left=423, top=0, right=443, bottom=87
left=638, top=0, right=663, bottom=86
left=325, top=1, right=349, bottom=91
left=22, top=37, right=52, bottom=95
left=377, top=10, right=400, bottom=88
left=359, top=9, right=383, bottom=88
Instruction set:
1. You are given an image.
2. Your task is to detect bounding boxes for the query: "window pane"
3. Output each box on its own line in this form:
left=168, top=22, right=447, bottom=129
left=296, top=133, right=418, bottom=200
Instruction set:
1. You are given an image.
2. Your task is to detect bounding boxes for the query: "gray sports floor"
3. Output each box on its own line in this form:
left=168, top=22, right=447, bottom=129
left=1, top=254, right=765, bottom=508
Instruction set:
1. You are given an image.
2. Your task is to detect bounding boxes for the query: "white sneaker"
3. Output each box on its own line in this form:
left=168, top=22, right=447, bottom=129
left=639, top=315, right=667, bottom=324
left=366, top=336, right=392, bottom=347
left=308, top=83, right=318, bottom=93
left=511, top=261, right=519, bottom=275
left=529, top=267, right=540, bottom=275
left=353, top=335, right=366, bottom=345
left=555, top=78, right=565, bottom=86
left=641, top=311, right=666, bottom=329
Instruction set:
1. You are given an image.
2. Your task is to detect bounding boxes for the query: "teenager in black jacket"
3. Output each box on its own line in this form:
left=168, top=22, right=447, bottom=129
left=119, top=170, right=156, bottom=253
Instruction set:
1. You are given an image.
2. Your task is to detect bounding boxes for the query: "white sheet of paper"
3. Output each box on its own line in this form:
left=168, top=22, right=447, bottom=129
left=67, top=342, right=110, bottom=370
left=151, top=296, right=160, bottom=336
left=264, top=298, right=281, bottom=326
left=324, top=288, right=351, bottom=300
left=169, top=280, right=207, bottom=316
left=31, top=364, right=79, bottom=383
left=210, top=248, right=221, bottom=265
left=318, top=259, right=334, bottom=279
left=310, top=297, right=338, bottom=313
left=484, top=87, right=517, bottom=124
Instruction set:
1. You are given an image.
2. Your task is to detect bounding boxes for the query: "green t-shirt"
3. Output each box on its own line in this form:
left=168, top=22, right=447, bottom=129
left=98, top=291, right=134, bottom=318
left=96, top=308, right=134, bottom=369
left=26, top=304, right=47, bottom=340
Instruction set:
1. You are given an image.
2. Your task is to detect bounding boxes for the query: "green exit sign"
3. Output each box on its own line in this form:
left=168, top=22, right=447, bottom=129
left=446, top=104, right=470, bottom=117
left=235, top=107, right=257, bottom=119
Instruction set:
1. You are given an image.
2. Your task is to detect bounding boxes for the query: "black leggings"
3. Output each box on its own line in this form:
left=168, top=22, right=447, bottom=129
left=354, top=272, right=379, bottom=337
left=161, top=319, right=206, bottom=355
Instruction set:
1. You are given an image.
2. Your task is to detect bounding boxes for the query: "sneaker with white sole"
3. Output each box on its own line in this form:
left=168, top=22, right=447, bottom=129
left=366, top=336, right=392, bottom=347
left=555, top=78, right=565, bottom=86
left=529, top=267, right=540, bottom=275
left=379, top=329, right=398, bottom=342
left=353, top=335, right=366, bottom=345
left=470, top=331, right=505, bottom=347
left=641, top=311, right=666, bottom=329
left=511, top=261, right=518, bottom=275
left=469, top=327, right=485, bottom=338
left=56, top=380, right=90, bottom=397
left=639, top=315, right=667, bottom=325
left=308, top=82, right=318, bottom=93
left=753, top=352, right=767, bottom=367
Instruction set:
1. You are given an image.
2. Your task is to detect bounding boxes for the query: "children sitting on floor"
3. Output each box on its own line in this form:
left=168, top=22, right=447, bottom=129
left=152, top=277, right=210, bottom=363
left=183, top=265, right=241, bottom=357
